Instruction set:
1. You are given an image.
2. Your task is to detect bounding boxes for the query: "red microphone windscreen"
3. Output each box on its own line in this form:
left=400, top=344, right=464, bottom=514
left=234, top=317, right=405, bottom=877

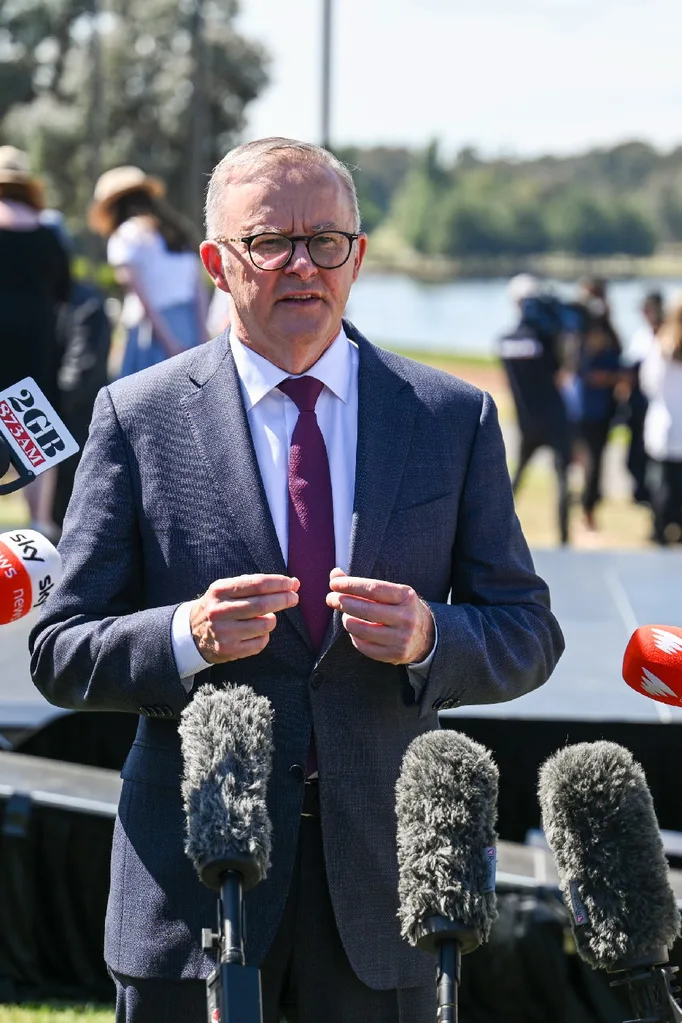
left=623, top=625, right=682, bottom=706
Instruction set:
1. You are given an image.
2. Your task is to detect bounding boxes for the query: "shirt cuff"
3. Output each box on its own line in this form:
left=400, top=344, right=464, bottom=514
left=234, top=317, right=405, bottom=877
left=405, top=621, right=438, bottom=699
left=171, top=600, right=213, bottom=693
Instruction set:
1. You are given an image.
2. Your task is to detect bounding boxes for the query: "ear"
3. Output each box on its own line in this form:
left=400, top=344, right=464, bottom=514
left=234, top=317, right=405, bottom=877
left=200, top=240, right=230, bottom=293
left=351, top=233, right=368, bottom=283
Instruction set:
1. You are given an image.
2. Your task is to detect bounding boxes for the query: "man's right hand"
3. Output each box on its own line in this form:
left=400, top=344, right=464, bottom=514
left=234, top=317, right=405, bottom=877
left=189, top=574, right=300, bottom=664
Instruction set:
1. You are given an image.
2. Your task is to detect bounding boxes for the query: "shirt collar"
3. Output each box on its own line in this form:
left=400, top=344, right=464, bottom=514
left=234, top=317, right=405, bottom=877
left=229, top=326, right=354, bottom=411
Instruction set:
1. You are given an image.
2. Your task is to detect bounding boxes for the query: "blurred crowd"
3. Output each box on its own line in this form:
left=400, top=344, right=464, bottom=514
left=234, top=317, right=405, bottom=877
left=1, top=144, right=680, bottom=550
left=0, top=147, right=230, bottom=540
left=500, top=272, right=682, bottom=547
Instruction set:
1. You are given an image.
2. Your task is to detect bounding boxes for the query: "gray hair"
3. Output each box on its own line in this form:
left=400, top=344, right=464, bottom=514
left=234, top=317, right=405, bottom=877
left=204, top=137, right=361, bottom=238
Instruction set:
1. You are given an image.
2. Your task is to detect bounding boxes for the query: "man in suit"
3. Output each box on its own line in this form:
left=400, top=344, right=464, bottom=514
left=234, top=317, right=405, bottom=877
left=31, top=138, right=564, bottom=1023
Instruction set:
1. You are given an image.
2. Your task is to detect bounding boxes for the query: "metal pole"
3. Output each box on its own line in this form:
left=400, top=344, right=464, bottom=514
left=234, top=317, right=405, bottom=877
left=87, top=0, right=103, bottom=260
left=187, top=0, right=206, bottom=227
left=321, top=0, right=332, bottom=149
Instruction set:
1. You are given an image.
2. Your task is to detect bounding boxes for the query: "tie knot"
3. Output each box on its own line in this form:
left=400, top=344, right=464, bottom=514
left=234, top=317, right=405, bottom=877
left=279, top=375, right=324, bottom=412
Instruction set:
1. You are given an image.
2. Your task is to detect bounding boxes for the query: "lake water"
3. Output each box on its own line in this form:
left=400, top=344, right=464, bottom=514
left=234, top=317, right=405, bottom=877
left=346, top=272, right=682, bottom=357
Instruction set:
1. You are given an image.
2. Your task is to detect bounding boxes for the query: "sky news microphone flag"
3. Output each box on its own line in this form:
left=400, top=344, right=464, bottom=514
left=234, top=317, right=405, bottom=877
left=0, top=529, right=61, bottom=625
left=623, top=625, right=682, bottom=707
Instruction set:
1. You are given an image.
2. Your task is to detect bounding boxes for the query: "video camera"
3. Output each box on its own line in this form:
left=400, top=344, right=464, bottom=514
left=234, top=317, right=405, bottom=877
left=519, top=294, right=588, bottom=340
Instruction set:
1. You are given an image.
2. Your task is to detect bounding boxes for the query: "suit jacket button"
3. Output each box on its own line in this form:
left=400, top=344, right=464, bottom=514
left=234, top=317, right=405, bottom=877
left=432, top=698, right=444, bottom=711
left=310, top=671, right=323, bottom=690
left=289, top=764, right=305, bottom=781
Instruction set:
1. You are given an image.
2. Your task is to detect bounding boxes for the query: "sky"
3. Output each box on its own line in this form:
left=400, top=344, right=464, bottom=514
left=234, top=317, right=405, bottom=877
left=235, top=0, right=682, bottom=159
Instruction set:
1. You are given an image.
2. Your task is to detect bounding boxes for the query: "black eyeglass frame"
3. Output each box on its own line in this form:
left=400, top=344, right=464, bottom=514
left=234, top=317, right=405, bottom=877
left=214, top=231, right=361, bottom=270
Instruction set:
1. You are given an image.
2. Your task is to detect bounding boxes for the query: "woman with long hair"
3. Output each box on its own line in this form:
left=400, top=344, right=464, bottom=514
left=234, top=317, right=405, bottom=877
left=640, top=293, right=682, bottom=544
left=88, top=167, right=208, bottom=376
left=0, top=146, right=70, bottom=537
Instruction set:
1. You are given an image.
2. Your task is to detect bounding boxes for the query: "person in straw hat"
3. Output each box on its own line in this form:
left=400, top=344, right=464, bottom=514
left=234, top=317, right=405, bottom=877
left=89, top=166, right=208, bottom=376
left=0, top=146, right=71, bottom=537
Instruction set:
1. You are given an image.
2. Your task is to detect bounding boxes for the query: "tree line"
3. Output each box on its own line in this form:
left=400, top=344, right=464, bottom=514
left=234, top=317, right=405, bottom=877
left=2, top=3, right=681, bottom=262
left=339, top=141, right=682, bottom=258
left=0, top=0, right=268, bottom=233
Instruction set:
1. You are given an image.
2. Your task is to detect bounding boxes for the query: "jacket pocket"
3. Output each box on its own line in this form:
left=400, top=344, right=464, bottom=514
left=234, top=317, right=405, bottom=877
left=120, top=740, right=183, bottom=789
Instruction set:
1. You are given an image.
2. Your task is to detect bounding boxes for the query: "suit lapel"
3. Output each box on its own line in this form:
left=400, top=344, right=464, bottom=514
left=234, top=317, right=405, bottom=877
left=321, top=324, right=418, bottom=656
left=180, top=333, right=311, bottom=649
left=348, top=328, right=417, bottom=578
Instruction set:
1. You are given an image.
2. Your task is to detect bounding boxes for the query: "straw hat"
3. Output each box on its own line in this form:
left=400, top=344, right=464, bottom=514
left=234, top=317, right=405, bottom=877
left=88, top=165, right=165, bottom=235
left=0, top=146, right=45, bottom=210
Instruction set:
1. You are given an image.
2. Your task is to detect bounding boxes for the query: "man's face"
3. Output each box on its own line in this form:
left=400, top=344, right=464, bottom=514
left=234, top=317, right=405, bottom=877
left=201, top=161, right=367, bottom=372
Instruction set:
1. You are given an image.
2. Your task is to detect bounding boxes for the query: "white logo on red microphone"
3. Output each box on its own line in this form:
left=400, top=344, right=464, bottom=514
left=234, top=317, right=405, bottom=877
left=640, top=666, right=680, bottom=701
left=651, top=628, right=682, bottom=656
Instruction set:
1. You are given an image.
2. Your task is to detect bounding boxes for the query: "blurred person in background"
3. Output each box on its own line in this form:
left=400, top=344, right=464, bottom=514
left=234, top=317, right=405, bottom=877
left=622, top=291, right=665, bottom=506
left=574, top=298, right=623, bottom=532
left=640, top=293, right=682, bottom=545
left=206, top=283, right=231, bottom=336
left=41, top=210, right=111, bottom=527
left=88, top=166, right=208, bottom=377
left=0, top=146, right=70, bottom=538
left=499, top=274, right=573, bottom=545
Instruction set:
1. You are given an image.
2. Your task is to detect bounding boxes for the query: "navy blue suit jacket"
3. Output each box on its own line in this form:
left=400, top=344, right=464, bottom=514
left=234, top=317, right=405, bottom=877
left=30, top=322, right=564, bottom=989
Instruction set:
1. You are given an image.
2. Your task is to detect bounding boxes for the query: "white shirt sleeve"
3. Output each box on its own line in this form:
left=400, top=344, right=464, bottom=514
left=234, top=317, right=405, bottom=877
left=405, top=620, right=438, bottom=698
left=171, top=600, right=213, bottom=692
left=107, top=219, right=152, bottom=267
left=640, top=347, right=665, bottom=401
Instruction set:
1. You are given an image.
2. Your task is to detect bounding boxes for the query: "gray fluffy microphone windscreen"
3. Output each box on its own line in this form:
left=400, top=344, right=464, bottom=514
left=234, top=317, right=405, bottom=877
left=538, top=741, right=680, bottom=971
left=396, top=729, right=499, bottom=948
left=179, top=683, right=274, bottom=891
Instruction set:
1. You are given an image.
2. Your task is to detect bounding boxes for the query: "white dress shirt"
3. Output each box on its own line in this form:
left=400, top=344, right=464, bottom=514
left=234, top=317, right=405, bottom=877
left=640, top=345, right=682, bottom=461
left=171, top=327, right=435, bottom=688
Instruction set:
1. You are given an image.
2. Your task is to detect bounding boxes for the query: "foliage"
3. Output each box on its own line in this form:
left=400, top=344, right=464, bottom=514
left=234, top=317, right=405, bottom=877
left=0, top=0, right=268, bottom=233
left=334, top=144, right=414, bottom=233
left=0, top=1005, right=113, bottom=1022
left=382, top=139, right=681, bottom=259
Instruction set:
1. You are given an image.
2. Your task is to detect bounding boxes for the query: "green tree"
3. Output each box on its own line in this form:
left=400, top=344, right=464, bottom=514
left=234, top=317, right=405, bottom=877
left=388, top=141, right=451, bottom=253
left=0, top=0, right=268, bottom=232
left=334, top=145, right=413, bottom=234
left=547, top=192, right=656, bottom=255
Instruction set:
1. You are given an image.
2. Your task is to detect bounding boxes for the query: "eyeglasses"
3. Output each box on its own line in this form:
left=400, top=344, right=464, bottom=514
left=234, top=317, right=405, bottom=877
left=214, top=231, right=360, bottom=271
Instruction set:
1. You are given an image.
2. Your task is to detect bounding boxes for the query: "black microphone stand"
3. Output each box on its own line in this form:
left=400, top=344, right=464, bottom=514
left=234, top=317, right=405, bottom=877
left=200, top=854, right=263, bottom=1023
left=416, top=916, right=481, bottom=1022
left=609, top=948, right=682, bottom=1023
left=0, top=436, right=35, bottom=496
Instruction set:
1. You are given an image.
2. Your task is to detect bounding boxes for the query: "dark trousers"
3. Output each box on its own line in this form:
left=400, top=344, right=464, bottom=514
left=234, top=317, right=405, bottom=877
left=626, top=390, right=650, bottom=503
left=112, top=784, right=435, bottom=1023
left=579, top=419, right=611, bottom=513
left=512, top=426, right=572, bottom=545
left=649, top=459, right=682, bottom=543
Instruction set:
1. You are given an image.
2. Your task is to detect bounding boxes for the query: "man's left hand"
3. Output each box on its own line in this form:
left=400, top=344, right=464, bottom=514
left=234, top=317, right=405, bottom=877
left=326, top=568, right=435, bottom=665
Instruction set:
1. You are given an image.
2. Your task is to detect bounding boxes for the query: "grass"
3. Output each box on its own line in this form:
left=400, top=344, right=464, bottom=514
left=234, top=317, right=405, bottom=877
left=511, top=457, right=653, bottom=550
left=0, top=1007, right=113, bottom=1022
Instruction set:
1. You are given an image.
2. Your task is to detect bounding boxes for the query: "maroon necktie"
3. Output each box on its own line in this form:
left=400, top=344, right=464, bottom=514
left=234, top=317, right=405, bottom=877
left=279, top=376, right=335, bottom=650
left=278, top=376, right=335, bottom=777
